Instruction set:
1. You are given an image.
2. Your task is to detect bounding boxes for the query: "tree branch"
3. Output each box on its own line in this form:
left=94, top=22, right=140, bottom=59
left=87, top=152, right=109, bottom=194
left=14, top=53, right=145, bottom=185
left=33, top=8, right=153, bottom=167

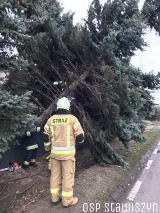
left=36, top=70, right=90, bottom=125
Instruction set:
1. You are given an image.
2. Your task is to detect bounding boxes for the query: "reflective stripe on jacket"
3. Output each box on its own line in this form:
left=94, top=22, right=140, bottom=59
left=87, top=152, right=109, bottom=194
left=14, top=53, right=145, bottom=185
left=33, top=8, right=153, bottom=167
left=26, top=144, right=38, bottom=150
left=44, top=114, right=84, bottom=160
left=24, top=127, right=41, bottom=149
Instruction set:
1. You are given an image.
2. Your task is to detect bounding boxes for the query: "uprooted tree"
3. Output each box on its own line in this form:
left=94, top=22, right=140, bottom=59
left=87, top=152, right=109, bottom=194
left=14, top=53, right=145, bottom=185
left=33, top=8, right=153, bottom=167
left=0, top=0, right=160, bottom=165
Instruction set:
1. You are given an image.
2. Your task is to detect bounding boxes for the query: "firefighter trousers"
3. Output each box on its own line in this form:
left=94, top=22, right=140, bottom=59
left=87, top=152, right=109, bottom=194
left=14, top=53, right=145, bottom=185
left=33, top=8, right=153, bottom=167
left=23, top=148, right=37, bottom=166
left=50, top=158, right=75, bottom=206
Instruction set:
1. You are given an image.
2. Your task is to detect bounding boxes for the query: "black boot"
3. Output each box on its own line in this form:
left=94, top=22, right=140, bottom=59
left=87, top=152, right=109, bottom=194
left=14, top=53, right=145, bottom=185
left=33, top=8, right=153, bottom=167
left=22, top=164, right=30, bottom=171
left=30, top=162, right=38, bottom=168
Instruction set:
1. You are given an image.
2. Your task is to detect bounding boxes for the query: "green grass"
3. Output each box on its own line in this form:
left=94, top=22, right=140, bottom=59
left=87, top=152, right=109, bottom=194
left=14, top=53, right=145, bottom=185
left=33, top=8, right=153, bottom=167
left=118, top=129, right=160, bottom=170
left=96, top=128, right=160, bottom=203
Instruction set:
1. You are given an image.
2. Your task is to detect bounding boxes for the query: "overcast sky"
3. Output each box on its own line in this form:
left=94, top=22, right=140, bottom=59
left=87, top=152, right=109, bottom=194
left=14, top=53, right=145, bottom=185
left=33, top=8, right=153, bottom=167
left=59, top=0, right=160, bottom=105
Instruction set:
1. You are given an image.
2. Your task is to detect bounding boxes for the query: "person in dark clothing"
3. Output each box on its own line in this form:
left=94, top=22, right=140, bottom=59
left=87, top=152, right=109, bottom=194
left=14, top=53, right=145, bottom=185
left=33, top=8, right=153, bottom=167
left=22, top=125, right=41, bottom=170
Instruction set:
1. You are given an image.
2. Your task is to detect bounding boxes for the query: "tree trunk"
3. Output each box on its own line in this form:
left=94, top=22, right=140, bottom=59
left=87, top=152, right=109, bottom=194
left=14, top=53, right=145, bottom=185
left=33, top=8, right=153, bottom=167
left=36, top=70, right=89, bottom=125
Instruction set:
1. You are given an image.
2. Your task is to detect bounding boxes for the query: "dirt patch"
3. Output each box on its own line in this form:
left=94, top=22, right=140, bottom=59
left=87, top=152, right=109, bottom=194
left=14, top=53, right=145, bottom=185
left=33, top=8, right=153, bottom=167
left=0, top=148, right=96, bottom=213
left=1, top=128, right=160, bottom=213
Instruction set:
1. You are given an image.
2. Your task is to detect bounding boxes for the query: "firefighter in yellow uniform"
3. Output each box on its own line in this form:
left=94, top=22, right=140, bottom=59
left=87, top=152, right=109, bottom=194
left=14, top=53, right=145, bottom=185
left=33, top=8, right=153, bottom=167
left=44, top=97, right=84, bottom=207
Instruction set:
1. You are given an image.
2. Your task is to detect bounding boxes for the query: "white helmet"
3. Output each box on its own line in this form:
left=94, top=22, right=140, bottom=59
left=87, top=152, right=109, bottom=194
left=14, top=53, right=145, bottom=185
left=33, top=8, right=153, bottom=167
left=57, top=97, right=70, bottom=110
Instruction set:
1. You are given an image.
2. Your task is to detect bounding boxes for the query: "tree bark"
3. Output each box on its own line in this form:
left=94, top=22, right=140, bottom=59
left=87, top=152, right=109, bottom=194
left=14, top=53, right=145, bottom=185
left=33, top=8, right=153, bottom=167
left=36, top=70, right=89, bottom=125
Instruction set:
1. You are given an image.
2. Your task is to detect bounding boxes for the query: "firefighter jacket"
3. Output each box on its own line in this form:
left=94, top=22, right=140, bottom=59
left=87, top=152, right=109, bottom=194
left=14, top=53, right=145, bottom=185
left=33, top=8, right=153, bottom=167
left=44, top=109, right=84, bottom=160
left=24, top=126, right=41, bottom=150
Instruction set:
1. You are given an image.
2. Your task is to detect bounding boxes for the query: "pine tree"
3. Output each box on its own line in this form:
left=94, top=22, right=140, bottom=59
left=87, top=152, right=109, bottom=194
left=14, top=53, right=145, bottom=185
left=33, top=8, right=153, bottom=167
left=0, top=0, right=160, bottom=165
left=142, top=0, right=160, bottom=34
left=0, top=90, right=36, bottom=157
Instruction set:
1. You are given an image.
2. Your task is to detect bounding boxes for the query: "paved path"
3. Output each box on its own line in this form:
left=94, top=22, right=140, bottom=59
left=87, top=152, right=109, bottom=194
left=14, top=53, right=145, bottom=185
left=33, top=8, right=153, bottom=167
left=120, top=140, right=160, bottom=213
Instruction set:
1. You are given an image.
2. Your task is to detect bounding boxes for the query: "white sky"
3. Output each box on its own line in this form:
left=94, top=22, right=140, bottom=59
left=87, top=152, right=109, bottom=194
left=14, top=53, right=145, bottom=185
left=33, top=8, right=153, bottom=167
left=60, top=0, right=106, bottom=23
left=60, top=0, right=160, bottom=105
left=131, top=30, right=160, bottom=105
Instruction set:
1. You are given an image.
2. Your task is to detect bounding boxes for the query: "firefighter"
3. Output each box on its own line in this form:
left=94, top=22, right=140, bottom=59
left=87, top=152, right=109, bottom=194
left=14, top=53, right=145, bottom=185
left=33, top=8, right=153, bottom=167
left=22, top=124, right=41, bottom=170
left=44, top=97, right=84, bottom=207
